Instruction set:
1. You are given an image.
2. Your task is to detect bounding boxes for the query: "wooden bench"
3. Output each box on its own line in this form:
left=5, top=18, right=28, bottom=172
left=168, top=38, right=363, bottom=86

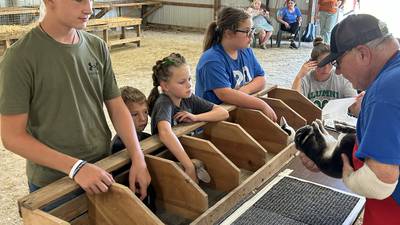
left=93, top=1, right=162, bottom=21
left=86, top=17, right=142, bottom=49
left=0, top=24, right=36, bottom=52
left=0, top=7, right=39, bottom=16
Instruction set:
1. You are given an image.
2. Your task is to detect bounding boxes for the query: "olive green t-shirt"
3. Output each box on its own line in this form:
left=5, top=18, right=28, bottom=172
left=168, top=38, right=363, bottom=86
left=0, top=27, right=120, bottom=187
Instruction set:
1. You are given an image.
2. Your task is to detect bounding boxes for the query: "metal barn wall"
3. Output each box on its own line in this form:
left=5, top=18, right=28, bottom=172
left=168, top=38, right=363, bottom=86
left=146, top=0, right=214, bottom=29
left=145, top=0, right=312, bottom=32
left=0, top=0, right=38, bottom=7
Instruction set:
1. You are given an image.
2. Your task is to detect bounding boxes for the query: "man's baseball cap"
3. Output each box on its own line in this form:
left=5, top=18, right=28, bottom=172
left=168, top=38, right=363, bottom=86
left=318, top=14, right=390, bottom=67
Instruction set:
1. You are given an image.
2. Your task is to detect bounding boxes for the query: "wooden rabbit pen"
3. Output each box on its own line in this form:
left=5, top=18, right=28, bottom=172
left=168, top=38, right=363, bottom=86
left=18, top=85, right=322, bottom=225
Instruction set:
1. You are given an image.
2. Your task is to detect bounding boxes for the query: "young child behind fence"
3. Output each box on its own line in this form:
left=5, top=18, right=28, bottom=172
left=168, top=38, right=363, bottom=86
left=111, top=86, right=151, bottom=153
left=148, top=53, right=229, bottom=183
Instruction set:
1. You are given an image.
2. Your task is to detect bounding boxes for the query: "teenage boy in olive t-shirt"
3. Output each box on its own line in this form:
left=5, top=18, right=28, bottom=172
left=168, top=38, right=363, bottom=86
left=0, top=0, right=150, bottom=201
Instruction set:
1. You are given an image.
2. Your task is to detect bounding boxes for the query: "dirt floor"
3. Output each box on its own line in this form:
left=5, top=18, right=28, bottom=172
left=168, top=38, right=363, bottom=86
left=0, top=28, right=363, bottom=224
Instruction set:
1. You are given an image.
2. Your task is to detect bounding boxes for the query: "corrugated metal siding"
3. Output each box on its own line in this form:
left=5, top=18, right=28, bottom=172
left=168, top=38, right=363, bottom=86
left=145, top=0, right=311, bottom=31
left=0, top=0, right=38, bottom=7
left=221, top=0, right=252, bottom=8
left=146, top=0, right=214, bottom=29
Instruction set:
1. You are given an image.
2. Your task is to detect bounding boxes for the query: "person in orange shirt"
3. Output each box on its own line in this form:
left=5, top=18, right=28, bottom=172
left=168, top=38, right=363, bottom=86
left=316, top=0, right=343, bottom=44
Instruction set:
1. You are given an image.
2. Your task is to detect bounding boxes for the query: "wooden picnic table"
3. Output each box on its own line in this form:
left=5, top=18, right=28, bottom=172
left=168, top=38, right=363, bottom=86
left=0, top=7, right=39, bottom=16
left=92, top=1, right=162, bottom=19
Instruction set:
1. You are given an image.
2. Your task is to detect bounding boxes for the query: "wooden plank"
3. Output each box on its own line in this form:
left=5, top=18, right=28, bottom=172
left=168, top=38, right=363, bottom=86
left=87, top=183, right=163, bottom=225
left=4, top=40, right=10, bottom=49
left=267, top=87, right=321, bottom=124
left=0, top=7, right=39, bottom=16
left=203, top=121, right=269, bottom=172
left=145, top=155, right=208, bottom=219
left=159, top=1, right=213, bottom=8
left=103, top=29, right=109, bottom=46
left=92, top=3, right=112, bottom=10
left=70, top=213, right=89, bottom=225
left=21, top=208, right=70, bottom=225
left=261, top=97, right=307, bottom=130
left=190, top=144, right=297, bottom=225
left=136, top=23, right=141, bottom=47
left=233, top=108, right=288, bottom=155
left=180, top=135, right=241, bottom=192
left=213, top=0, right=221, bottom=20
left=108, top=37, right=140, bottom=47
left=93, top=8, right=111, bottom=19
left=142, top=5, right=162, bottom=19
left=49, top=195, right=87, bottom=222
left=17, top=88, right=271, bottom=212
left=112, top=2, right=162, bottom=8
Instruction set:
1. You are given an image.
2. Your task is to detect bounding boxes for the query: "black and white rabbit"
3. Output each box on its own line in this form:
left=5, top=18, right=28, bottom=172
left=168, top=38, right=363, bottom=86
left=294, top=119, right=356, bottom=178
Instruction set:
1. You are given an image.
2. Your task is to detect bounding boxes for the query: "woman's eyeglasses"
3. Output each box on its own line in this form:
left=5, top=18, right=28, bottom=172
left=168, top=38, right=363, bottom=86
left=235, top=27, right=256, bottom=37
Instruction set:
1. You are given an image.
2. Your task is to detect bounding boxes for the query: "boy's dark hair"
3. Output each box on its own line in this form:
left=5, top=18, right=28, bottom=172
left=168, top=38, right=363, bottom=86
left=147, top=53, right=187, bottom=115
left=120, top=86, right=147, bottom=104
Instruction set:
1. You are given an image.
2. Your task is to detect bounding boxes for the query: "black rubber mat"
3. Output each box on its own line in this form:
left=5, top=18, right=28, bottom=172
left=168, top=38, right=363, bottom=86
left=230, top=176, right=361, bottom=225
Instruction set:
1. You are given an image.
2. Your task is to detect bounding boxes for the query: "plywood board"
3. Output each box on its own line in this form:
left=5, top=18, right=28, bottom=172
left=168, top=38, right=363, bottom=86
left=260, top=97, right=307, bottom=130
left=203, top=121, right=268, bottom=172
left=180, top=135, right=241, bottom=192
left=267, top=87, right=321, bottom=124
left=145, top=155, right=208, bottom=219
left=49, top=195, right=87, bottom=222
left=191, top=144, right=297, bottom=225
left=233, top=108, right=288, bottom=154
left=87, top=183, right=163, bottom=225
left=21, top=208, right=70, bottom=225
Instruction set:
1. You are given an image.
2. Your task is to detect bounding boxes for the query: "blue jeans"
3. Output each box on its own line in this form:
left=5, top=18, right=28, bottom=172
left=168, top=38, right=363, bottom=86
left=319, top=10, right=338, bottom=44
left=28, top=182, right=84, bottom=212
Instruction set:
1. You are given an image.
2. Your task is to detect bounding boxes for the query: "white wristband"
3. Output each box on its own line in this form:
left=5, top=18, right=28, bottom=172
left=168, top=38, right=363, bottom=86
left=69, top=160, right=84, bottom=179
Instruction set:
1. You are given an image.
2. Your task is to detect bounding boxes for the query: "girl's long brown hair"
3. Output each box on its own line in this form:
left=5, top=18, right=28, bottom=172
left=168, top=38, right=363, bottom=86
left=203, top=7, right=250, bottom=52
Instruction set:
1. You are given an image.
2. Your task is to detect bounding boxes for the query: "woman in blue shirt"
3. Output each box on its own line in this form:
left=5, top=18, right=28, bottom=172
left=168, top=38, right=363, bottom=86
left=277, top=0, right=302, bottom=48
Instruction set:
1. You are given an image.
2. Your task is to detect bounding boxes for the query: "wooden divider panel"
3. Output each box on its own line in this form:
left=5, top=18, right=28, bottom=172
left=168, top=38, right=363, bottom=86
left=87, top=183, right=163, bottom=225
left=232, top=108, right=288, bottom=155
left=260, top=97, right=307, bottom=130
left=191, top=144, right=298, bottom=225
left=267, top=87, right=321, bottom=124
left=145, top=155, right=208, bottom=219
left=21, top=208, right=70, bottom=225
left=203, top=121, right=268, bottom=172
left=180, top=135, right=241, bottom=192
left=49, top=195, right=87, bottom=223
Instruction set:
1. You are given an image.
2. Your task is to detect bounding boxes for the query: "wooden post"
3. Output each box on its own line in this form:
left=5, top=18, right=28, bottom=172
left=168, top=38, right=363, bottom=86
left=120, top=27, right=126, bottom=39
left=136, top=24, right=141, bottom=47
left=102, top=29, right=109, bottom=48
left=308, top=0, right=316, bottom=24
left=213, top=0, right=221, bottom=20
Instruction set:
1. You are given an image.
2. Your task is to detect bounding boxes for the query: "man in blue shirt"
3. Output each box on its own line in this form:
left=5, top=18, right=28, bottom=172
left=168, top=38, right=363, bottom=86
left=303, top=14, right=400, bottom=225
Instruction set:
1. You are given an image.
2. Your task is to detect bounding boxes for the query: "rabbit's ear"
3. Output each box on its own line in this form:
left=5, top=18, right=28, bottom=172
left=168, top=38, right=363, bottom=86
left=280, top=116, right=287, bottom=127
left=197, top=168, right=211, bottom=183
